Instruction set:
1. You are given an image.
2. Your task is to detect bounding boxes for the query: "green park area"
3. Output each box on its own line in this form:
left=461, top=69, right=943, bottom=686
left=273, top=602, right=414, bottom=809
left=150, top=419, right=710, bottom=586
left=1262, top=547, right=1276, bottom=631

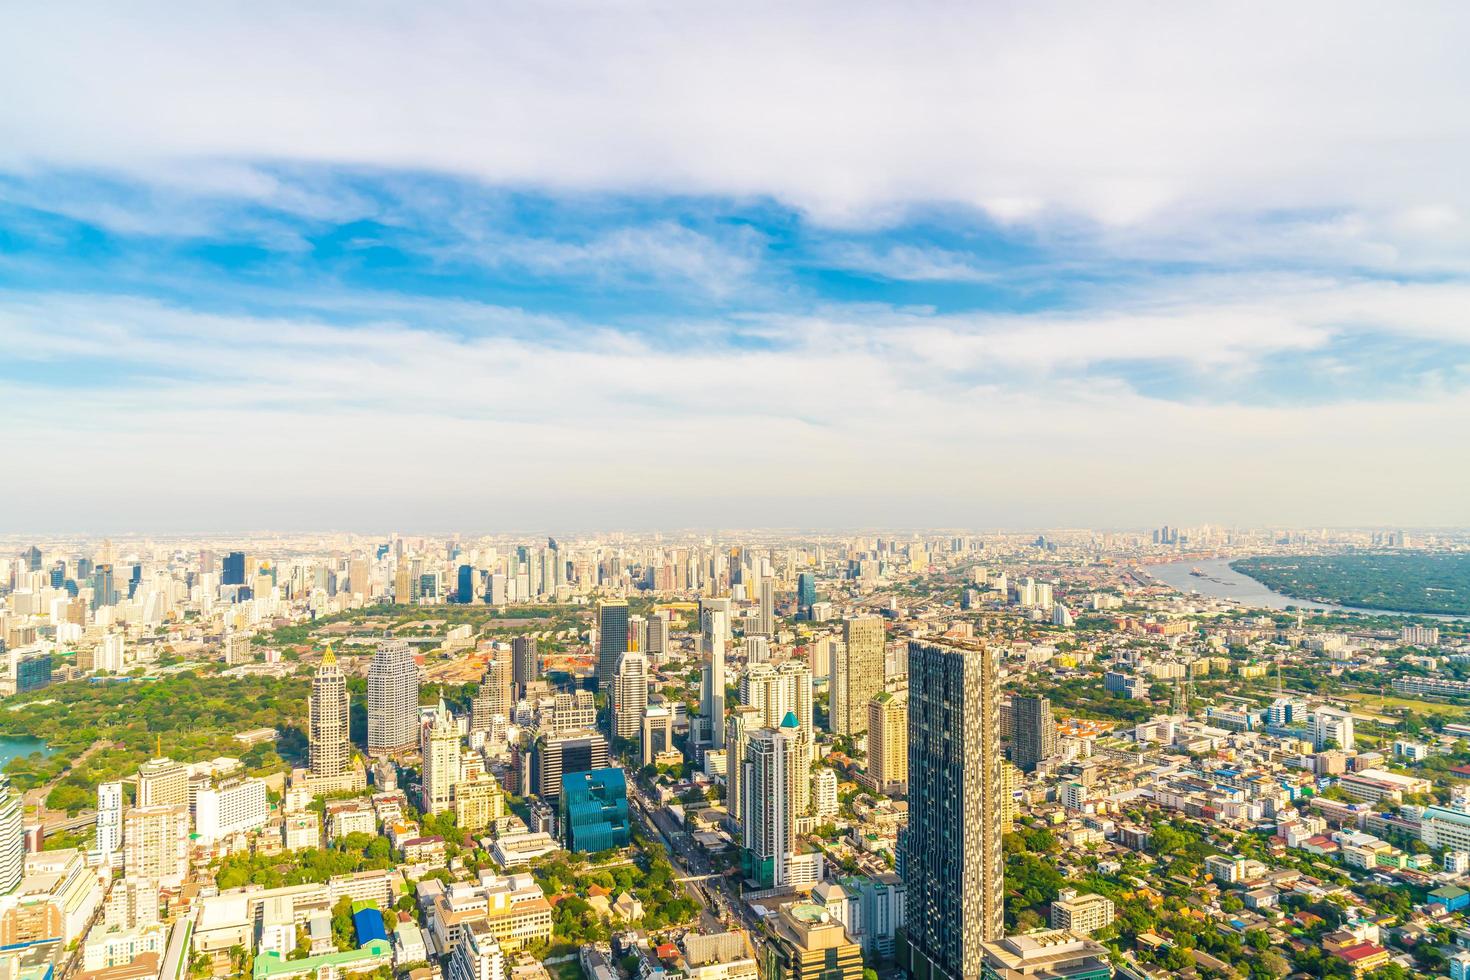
left=1232, top=552, right=1470, bottom=616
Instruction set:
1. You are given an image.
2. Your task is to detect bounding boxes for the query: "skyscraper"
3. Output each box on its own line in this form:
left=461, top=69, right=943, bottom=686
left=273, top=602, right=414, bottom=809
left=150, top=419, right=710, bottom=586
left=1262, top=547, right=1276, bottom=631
left=611, top=652, right=649, bottom=743
left=512, top=635, right=538, bottom=692
left=866, top=691, right=908, bottom=796
left=741, top=714, right=801, bottom=889
left=0, top=775, right=22, bottom=895
left=309, top=646, right=352, bottom=777
left=91, top=563, right=117, bottom=610
left=421, top=706, right=461, bottom=815
left=456, top=564, right=476, bottom=604
left=835, top=617, right=885, bottom=736
left=96, top=781, right=124, bottom=860
left=368, top=639, right=420, bottom=755
left=796, top=572, right=816, bottom=615
left=596, top=599, right=630, bottom=690
left=757, top=577, right=776, bottom=636
left=472, top=659, right=514, bottom=732
left=902, top=640, right=1004, bottom=980
left=1010, top=694, right=1057, bottom=773
left=221, top=551, right=246, bottom=586
left=725, top=704, right=761, bottom=829
left=645, top=612, right=669, bottom=665
left=700, top=608, right=728, bottom=749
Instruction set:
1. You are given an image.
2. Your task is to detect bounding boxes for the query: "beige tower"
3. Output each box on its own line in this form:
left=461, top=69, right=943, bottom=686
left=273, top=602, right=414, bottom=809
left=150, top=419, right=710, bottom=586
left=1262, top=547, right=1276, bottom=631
left=834, top=617, right=885, bottom=736
left=309, top=646, right=351, bottom=778
left=865, top=690, right=908, bottom=796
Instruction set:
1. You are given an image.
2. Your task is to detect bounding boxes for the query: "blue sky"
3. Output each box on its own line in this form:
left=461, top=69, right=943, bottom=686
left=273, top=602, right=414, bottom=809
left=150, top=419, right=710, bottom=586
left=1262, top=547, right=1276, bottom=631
left=1, top=2, right=1469, bottom=531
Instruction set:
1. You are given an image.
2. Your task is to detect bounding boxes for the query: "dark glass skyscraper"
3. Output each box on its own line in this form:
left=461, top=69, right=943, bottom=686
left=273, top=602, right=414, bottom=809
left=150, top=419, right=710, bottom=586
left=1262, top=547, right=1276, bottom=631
left=91, top=564, right=116, bottom=610
left=1010, top=694, right=1057, bottom=773
left=797, top=572, right=816, bottom=612
left=513, top=635, right=538, bottom=691
left=902, top=639, right=1004, bottom=980
left=596, top=599, right=630, bottom=690
left=222, top=551, right=247, bottom=586
left=456, top=564, right=475, bottom=604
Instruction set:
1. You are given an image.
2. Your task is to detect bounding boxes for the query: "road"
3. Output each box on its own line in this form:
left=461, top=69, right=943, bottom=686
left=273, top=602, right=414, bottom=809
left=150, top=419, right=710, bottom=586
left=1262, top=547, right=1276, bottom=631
left=626, top=781, right=767, bottom=960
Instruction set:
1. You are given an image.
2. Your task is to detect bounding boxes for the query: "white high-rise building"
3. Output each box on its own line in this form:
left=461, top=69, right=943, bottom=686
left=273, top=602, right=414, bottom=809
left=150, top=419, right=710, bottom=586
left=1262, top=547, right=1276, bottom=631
left=812, top=767, right=839, bottom=820
left=368, top=639, right=420, bottom=755
left=0, top=774, right=22, bottom=894
left=757, top=577, right=776, bottom=636
left=421, top=706, right=461, bottom=815
left=194, top=777, right=269, bottom=842
left=1313, top=707, right=1356, bottom=751
left=741, top=714, right=802, bottom=889
left=612, top=652, right=649, bottom=743
left=96, top=781, right=125, bottom=860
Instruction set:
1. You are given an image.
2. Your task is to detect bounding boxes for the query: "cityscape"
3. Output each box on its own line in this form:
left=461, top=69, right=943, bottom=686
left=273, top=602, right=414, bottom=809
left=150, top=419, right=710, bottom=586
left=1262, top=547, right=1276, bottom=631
left=4, top=5, right=1470, bottom=980
left=0, top=530, right=1468, bottom=980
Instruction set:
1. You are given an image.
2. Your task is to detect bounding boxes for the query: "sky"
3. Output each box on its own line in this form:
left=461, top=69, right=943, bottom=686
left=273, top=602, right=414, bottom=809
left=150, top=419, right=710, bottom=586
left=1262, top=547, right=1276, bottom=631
left=2, top=2, right=1469, bottom=533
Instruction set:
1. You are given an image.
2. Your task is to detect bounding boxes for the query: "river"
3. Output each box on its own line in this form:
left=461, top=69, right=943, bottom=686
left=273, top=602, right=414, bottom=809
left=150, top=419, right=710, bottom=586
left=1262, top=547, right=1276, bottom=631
left=1147, top=557, right=1467, bottom=620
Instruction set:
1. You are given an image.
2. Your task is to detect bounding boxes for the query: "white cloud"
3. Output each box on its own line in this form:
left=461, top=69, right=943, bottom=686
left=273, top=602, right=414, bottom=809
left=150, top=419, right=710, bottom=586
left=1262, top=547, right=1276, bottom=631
left=1, top=279, right=1467, bottom=530
left=1, top=1, right=1468, bottom=250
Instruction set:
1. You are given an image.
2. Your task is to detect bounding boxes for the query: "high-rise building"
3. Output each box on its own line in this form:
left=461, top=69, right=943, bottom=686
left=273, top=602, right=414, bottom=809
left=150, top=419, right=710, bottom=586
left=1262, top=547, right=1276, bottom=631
left=452, top=751, right=506, bottom=833
left=221, top=551, right=247, bottom=586
left=645, top=613, right=669, bottom=665
left=532, top=730, right=610, bottom=802
left=0, top=775, right=21, bottom=895
left=551, top=690, right=598, bottom=734
left=472, top=660, right=514, bottom=732
left=1010, top=694, right=1057, bottom=773
left=1313, top=707, right=1355, bottom=751
left=765, top=899, right=865, bottom=980
left=641, top=706, right=675, bottom=766
left=124, top=805, right=190, bottom=888
left=368, top=639, right=420, bottom=755
left=796, top=573, right=817, bottom=615
left=96, top=781, right=124, bottom=860
left=741, top=714, right=802, bottom=889
left=757, top=577, right=776, bottom=636
left=902, top=640, right=1004, bottom=980
left=309, top=646, right=351, bottom=778
left=91, top=563, right=117, bottom=610
left=596, top=599, right=630, bottom=690
left=512, top=636, right=538, bottom=692
left=725, top=705, right=761, bottom=829
left=701, top=606, right=729, bottom=749
left=612, top=652, right=649, bottom=743
left=560, top=766, right=630, bottom=852
left=194, top=777, right=269, bottom=842
left=421, top=706, right=462, bottom=815
left=834, top=617, right=885, bottom=736
left=456, top=564, right=476, bottom=604
left=866, top=691, right=908, bottom=796
left=136, top=757, right=188, bottom=808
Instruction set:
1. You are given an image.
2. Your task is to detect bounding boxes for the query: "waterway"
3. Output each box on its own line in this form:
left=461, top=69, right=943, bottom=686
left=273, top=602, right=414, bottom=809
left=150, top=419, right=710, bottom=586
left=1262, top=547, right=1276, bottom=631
left=1147, top=557, right=1468, bottom=620
left=0, top=736, right=52, bottom=769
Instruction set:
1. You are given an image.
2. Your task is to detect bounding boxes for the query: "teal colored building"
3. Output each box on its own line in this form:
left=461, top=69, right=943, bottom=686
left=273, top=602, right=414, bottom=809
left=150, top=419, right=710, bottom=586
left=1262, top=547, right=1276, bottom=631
left=561, top=766, right=630, bottom=852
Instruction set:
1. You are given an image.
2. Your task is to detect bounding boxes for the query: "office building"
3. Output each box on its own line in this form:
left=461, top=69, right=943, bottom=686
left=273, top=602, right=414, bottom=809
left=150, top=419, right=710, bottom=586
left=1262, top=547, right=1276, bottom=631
left=221, top=551, right=246, bottom=586
left=596, top=599, right=630, bottom=690
left=531, top=730, right=609, bottom=802
left=645, top=613, right=669, bottom=664
left=368, top=639, right=420, bottom=755
left=902, top=640, right=1005, bottom=980
left=726, top=705, right=761, bottom=829
left=611, top=652, right=649, bottom=743
left=835, top=617, right=885, bottom=736
left=0, top=776, right=20, bottom=895
left=1010, top=695, right=1057, bottom=773
left=560, top=767, right=630, bottom=852
left=797, top=573, right=817, bottom=615
left=309, top=646, right=352, bottom=778
left=550, top=690, right=597, bottom=734
left=866, top=691, right=908, bottom=796
left=641, top=706, right=676, bottom=766
left=764, top=901, right=864, bottom=980
left=757, top=577, right=776, bottom=636
left=96, top=782, right=124, bottom=860
left=512, top=635, right=538, bottom=691
left=701, top=605, right=729, bottom=750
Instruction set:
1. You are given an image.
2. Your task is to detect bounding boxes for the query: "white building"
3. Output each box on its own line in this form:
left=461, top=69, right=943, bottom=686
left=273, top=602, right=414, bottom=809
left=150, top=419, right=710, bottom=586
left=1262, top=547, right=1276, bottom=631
left=1312, top=707, right=1355, bottom=751
left=194, top=778, right=269, bottom=842
left=812, top=768, right=839, bottom=820
left=96, top=781, right=124, bottom=860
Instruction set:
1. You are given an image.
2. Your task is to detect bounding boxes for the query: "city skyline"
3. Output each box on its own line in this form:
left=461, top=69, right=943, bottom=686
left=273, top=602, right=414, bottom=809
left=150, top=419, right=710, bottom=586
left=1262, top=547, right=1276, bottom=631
left=3, top=4, right=1470, bottom=529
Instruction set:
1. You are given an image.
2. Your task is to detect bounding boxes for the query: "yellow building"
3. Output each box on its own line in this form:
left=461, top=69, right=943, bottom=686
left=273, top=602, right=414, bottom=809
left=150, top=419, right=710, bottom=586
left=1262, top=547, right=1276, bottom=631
left=763, top=901, right=863, bottom=980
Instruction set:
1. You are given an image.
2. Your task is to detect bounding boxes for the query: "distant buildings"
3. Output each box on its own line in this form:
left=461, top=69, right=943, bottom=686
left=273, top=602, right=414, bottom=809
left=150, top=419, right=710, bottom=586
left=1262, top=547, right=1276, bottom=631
left=902, top=640, right=1004, bottom=980
left=367, top=639, right=420, bottom=755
